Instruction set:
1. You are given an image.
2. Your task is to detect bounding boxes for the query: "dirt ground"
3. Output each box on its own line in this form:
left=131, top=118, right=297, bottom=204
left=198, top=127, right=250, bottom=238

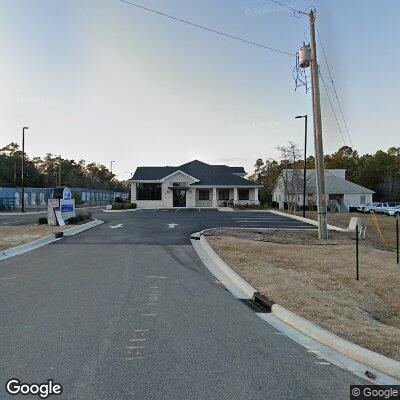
left=283, top=210, right=399, bottom=251
left=206, top=229, right=400, bottom=361
left=0, top=225, right=72, bottom=251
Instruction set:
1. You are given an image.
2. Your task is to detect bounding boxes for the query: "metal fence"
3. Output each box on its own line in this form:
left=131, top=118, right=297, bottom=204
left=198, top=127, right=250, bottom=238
left=0, top=187, right=129, bottom=210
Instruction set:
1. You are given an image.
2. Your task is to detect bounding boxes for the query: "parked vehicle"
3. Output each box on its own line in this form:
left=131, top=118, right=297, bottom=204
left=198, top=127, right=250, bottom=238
left=357, top=202, right=378, bottom=213
left=372, top=202, right=400, bottom=214
left=386, top=204, right=400, bottom=217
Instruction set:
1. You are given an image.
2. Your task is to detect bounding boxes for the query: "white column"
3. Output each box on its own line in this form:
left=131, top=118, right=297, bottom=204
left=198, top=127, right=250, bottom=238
left=254, top=188, right=259, bottom=204
left=212, top=188, right=217, bottom=208
left=131, top=182, right=137, bottom=201
left=233, top=188, right=238, bottom=204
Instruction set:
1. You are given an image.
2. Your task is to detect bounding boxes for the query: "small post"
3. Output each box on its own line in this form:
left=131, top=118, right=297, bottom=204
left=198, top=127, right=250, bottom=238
left=396, top=218, right=399, bottom=264
left=356, top=224, right=359, bottom=281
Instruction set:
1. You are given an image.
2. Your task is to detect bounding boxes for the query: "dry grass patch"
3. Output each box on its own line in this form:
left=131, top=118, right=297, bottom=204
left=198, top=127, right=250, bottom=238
left=0, top=225, right=73, bottom=251
left=206, top=229, right=400, bottom=361
left=283, top=210, right=399, bottom=250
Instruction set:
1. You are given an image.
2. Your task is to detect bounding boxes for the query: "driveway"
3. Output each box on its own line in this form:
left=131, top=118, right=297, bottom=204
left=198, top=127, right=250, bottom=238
left=0, top=209, right=364, bottom=399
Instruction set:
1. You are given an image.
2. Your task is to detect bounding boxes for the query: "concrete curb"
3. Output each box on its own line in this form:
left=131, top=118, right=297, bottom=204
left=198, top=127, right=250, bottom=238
left=195, top=234, right=256, bottom=299
left=271, top=304, right=400, bottom=380
left=0, top=219, right=104, bottom=261
left=191, top=232, right=400, bottom=380
left=63, top=219, right=104, bottom=236
left=267, top=209, right=347, bottom=232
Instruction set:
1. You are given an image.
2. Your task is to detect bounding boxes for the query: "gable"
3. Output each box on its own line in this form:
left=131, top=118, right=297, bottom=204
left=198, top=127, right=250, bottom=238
left=160, top=170, right=199, bottom=184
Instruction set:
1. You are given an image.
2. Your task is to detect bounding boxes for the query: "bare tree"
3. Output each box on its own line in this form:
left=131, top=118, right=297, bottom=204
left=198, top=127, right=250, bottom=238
left=277, top=142, right=303, bottom=213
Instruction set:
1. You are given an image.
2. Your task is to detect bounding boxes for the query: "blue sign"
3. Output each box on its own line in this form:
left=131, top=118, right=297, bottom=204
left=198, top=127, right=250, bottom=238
left=60, top=204, right=74, bottom=212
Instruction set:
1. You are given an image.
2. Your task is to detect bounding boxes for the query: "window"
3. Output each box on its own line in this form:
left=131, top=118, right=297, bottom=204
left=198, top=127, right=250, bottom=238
left=238, top=189, right=249, bottom=201
left=137, top=183, right=162, bottom=200
left=172, top=182, right=186, bottom=187
left=218, top=189, right=229, bottom=200
left=198, top=190, right=209, bottom=201
left=360, top=194, right=365, bottom=204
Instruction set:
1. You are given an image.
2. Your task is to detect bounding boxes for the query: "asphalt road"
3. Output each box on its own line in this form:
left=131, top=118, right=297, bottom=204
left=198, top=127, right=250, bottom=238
left=0, top=209, right=364, bottom=399
left=0, top=207, right=102, bottom=226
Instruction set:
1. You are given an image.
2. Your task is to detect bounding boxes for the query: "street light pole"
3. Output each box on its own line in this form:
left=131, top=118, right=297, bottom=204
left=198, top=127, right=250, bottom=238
left=55, top=155, right=62, bottom=186
left=21, top=127, right=29, bottom=212
left=295, top=115, right=308, bottom=218
left=110, top=160, right=116, bottom=204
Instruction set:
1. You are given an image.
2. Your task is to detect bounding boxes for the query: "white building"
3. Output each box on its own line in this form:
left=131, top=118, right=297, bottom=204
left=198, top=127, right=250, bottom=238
left=272, top=169, right=374, bottom=212
left=129, top=160, right=261, bottom=209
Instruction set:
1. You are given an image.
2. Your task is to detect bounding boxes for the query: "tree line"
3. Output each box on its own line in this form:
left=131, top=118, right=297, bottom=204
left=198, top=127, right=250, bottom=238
left=250, top=145, right=400, bottom=204
left=0, top=142, right=126, bottom=192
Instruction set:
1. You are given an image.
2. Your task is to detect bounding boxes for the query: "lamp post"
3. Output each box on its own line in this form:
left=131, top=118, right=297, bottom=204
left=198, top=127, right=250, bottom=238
left=55, top=155, right=62, bottom=186
left=110, top=160, right=116, bottom=204
left=295, top=115, right=308, bottom=218
left=21, top=127, right=29, bottom=213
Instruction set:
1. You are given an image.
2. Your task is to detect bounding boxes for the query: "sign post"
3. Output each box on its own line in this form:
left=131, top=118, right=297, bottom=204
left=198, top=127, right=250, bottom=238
left=48, top=187, right=76, bottom=226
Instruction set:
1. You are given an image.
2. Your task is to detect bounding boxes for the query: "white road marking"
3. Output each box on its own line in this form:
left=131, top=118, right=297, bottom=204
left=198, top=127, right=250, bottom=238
left=130, top=338, right=146, bottom=342
left=132, top=329, right=148, bottom=332
left=146, top=275, right=166, bottom=279
left=168, top=223, right=178, bottom=228
left=144, top=313, right=157, bottom=316
left=126, top=346, right=146, bottom=350
left=316, top=362, right=331, bottom=365
left=125, top=357, right=145, bottom=360
left=109, top=224, right=124, bottom=229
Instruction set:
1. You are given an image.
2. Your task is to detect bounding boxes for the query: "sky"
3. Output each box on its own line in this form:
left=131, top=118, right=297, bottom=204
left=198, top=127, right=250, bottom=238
left=1, top=0, right=399, bottom=180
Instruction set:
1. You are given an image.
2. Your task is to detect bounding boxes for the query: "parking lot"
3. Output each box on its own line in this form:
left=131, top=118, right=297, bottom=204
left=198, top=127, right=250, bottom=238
left=56, top=208, right=315, bottom=246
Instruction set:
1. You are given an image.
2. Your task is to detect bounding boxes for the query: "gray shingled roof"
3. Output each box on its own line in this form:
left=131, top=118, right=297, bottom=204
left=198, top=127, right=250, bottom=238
left=132, top=160, right=258, bottom=186
left=282, top=169, right=374, bottom=194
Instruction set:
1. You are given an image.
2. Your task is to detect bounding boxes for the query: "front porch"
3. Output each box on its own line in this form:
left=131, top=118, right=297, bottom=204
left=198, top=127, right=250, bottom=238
left=194, top=187, right=259, bottom=208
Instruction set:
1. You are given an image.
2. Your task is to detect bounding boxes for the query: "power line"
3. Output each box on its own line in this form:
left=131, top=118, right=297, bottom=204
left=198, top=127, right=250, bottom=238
left=119, top=0, right=295, bottom=56
left=318, top=67, right=347, bottom=147
left=317, top=27, right=353, bottom=148
left=265, top=0, right=303, bottom=14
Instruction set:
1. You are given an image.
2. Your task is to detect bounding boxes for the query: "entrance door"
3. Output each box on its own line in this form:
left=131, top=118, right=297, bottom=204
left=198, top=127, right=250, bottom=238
left=173, top=189, right=186, bottom=207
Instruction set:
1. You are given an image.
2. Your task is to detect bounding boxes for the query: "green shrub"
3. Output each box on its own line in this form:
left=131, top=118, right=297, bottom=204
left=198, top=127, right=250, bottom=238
left=111, top=202, right=136, bottom=210
left=38, top=217, right=48, bottom=225
left=234, top=203, right=261, bottom=210
left=66, top=216, right=79, bottom=225
left=82, top=211, right=92, bottom=220
left=66, top=211, right=92, bottom=225
left=72, top=191, right=84, bottom=205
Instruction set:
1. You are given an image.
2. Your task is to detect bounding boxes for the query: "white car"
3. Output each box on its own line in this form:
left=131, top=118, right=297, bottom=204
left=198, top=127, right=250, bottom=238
left=357, top=202, right=378, bottom=213
left=386, top=205, right=400, bottom=217
left=372, top=202, right=400, bottom=214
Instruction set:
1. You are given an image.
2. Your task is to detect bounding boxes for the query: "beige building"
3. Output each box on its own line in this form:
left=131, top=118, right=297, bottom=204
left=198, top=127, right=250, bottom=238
left=130, top=160, right=260, bottom=209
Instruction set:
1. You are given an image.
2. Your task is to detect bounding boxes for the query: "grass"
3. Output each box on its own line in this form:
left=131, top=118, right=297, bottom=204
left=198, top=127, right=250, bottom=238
left=0, top=225, right=73, bottom=252
left=207, top=229, right=400, bottom=361
left=282, top=210, right=399, bottom=251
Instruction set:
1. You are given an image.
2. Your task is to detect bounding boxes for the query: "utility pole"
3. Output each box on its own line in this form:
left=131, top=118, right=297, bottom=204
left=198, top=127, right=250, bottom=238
left=21, top=127, right=29, bottom=213
left=309, top=9, right=328, bottom=239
